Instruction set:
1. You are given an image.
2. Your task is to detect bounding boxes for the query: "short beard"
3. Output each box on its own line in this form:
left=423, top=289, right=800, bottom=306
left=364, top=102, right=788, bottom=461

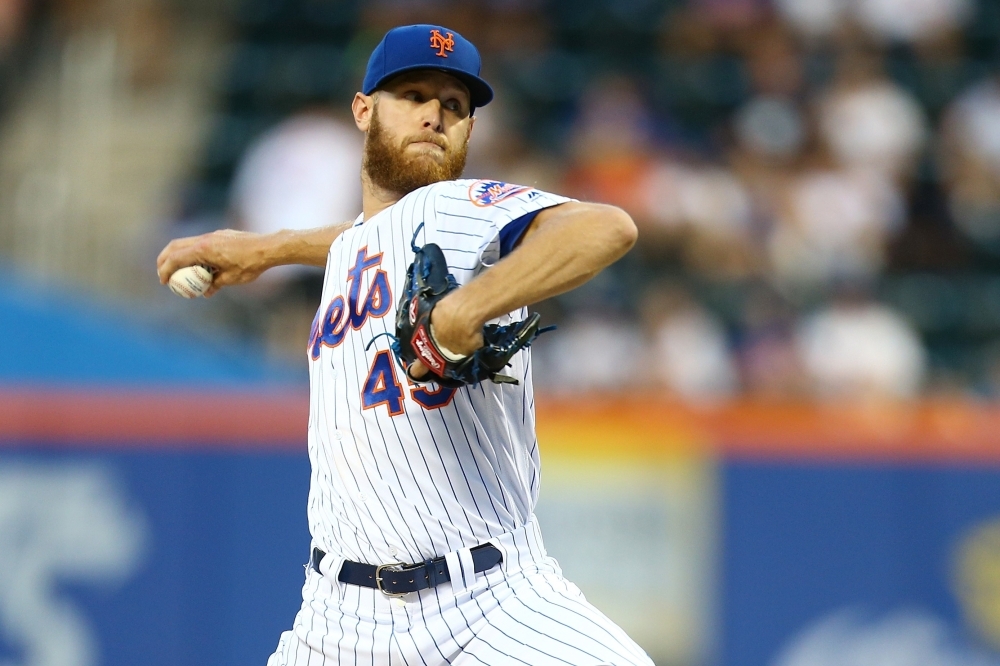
left=362, top=104, right=469, bottom=196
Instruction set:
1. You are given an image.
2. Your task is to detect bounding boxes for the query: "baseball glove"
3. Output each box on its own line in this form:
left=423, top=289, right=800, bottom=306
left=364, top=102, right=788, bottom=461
left=389, top=239, right=551, bottom=388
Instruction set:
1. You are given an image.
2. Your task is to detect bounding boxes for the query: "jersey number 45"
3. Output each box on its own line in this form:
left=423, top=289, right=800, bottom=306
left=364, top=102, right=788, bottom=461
left=362, top=350, right=456, bottom=416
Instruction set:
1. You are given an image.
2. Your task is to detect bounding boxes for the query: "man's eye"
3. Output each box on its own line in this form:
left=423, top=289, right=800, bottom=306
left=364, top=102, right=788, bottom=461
left=445, top=99, right=464, bottom=113
left=404, top=91, right=423, bottom=102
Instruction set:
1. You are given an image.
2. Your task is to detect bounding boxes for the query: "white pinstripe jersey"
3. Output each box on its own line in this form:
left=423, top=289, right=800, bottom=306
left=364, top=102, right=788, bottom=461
left=306, top=178, right=571, bottom=567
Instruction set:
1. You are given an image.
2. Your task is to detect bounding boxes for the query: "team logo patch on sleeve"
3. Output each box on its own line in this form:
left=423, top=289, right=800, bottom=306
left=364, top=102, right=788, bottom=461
left=468, top=180, right=532, bottom=207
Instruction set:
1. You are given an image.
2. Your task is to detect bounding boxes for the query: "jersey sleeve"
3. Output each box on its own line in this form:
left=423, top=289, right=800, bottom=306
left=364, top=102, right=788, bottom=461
left=428, top=180, right=574, bottom=274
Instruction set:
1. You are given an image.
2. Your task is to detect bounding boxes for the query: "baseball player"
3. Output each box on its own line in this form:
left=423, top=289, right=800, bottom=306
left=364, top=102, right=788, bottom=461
left=157, top=24, right=651, bottom=666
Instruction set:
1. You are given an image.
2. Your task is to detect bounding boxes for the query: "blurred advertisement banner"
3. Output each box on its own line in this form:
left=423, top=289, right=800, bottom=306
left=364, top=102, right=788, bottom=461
left=535, top=400, right=716, bottom=666
left=0, top=448, right=310, bottom=666
left=5, top=394, right=1000, bottom=666
left=0, top=464, right=146, bottom=666
left=722, top=463, right=1000, bottom=666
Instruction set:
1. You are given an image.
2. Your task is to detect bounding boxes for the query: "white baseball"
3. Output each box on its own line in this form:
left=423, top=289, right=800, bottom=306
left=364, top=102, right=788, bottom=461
left=168, top=265, right=214, bottom=299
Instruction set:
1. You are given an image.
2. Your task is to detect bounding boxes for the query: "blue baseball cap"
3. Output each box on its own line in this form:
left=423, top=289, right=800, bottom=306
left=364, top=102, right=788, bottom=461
left=362, top=24, right=494, bottom=109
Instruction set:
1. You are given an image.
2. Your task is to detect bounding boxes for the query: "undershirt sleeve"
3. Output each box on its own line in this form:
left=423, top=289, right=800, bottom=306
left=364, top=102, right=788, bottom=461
left=497, top=209, right=542, bottom=258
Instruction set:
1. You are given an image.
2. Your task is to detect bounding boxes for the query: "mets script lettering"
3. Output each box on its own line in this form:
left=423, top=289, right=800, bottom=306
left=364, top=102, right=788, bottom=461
left=310, top=247, right=392, bottom=359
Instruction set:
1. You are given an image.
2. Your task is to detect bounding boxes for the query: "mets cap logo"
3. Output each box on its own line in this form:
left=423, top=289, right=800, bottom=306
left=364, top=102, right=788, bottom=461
left=430, top=29, right=455, bottom=58
left=468, top=180, right=532, bottom=207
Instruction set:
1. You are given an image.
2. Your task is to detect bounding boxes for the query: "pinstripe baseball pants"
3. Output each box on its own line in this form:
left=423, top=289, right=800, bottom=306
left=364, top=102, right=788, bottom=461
left=266, top=519, right=654, bottom=666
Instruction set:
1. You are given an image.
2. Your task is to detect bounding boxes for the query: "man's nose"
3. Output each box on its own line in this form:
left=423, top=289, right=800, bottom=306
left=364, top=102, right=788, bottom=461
left=419, top=99, right=444, bottom=132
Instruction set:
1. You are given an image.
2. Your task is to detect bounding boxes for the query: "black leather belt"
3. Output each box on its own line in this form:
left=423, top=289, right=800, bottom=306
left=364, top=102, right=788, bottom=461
left=311, top=544, right=503, bottom=597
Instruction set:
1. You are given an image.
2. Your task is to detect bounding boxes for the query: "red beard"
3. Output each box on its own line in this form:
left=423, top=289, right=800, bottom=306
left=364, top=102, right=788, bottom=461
left=362, top=105, right=470, bottom=195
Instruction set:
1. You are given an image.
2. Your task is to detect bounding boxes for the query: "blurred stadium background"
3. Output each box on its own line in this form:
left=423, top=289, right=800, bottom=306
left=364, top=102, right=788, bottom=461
left=3, top=0, right=1000, bottom=664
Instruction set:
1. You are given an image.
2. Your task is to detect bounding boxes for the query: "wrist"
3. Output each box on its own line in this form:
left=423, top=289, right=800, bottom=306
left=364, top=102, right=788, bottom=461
left=431, top=292, right=484, bottom=355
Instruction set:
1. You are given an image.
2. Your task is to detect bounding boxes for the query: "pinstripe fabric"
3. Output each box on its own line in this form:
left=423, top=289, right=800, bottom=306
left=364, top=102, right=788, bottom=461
left=305, top=180, right=571, bottom=565
left=275, top=180, right=653, bottom=664
left=266, top=520, right=653, bottom=666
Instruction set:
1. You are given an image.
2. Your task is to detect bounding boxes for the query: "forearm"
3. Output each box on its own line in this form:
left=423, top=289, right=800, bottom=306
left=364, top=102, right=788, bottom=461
left=157, top=220, right=353, bottom=294
left=262, top=223, right=352, bottom=268
left=437, top=203, right=637, bottom=336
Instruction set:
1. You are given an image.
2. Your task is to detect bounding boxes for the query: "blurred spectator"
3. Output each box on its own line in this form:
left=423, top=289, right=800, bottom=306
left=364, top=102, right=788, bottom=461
left=773, top=0, right=845, bottom=40
left=736, top=286, right=805, bottom=398
left=642, top=162, right=753, bottom=240
left=853, top=0, right=971, bottom=43
left=817, top=52, right=928, bottom=177
left=725, top=22, right=808, bottom=282
left=658, top=7, right=722, bottom=56
left=945, top=77, right=1000, bottom=177
left=225, top=109, right=362, bottom=359
left=564, top=76, right=656, bottom=216
left=775, top=0, right=971, bottom=43
left=533, top=310, right=645, bottom=394
left=462, top=94, right=508, bottom=177
left=733, top=24, right=807, bottom=164
left=640, top=161, right=758, bottom=278
left=641, top=284, right=740, bottom=401
left=143, top=0, right=1000, bottom=387
left=940, top=76, right=1000, bottom=246
left=768, top=165, right=905, bottom=286
left=463, top=93, right=566, bottom=192
left=229, top=109, right=363, bottom=284
left=795, top=290, right=927, bottom=399
left=734, top=96, right=806, bottom=163
left=765, top=55, right=914, bottom=287
left=690, top=0, right=769, bottom=30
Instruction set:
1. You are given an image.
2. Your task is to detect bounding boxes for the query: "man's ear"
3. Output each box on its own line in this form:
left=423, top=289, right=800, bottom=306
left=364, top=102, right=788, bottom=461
left=353, top=92, right=375, bottom=131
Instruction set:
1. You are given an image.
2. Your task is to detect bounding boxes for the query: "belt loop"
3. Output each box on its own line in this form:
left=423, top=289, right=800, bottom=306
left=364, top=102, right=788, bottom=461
left=313, top=550, right=346, bottom=601
left=486, top=537, right=508, bottom=574
left=458, top=547, right=477, bottom=589
left=444, top=548, right=477, bottom=593
left=318, top=552, right=335, bottom=577
left=329, top=556, right=347, bottom=601
left=444, top=550, right=465, bottom=594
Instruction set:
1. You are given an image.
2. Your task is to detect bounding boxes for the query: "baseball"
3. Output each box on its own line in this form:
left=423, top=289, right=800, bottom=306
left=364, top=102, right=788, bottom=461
left=168, top=265, right=213, bottom=299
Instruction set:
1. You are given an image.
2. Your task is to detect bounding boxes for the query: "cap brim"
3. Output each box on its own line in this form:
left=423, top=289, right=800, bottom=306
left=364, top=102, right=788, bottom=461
left=369, top=65, right=494, bottom=109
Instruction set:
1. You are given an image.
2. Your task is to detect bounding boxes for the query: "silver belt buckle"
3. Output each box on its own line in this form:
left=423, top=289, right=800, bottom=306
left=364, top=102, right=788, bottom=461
left=374, top=562, right=408, bottom=597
